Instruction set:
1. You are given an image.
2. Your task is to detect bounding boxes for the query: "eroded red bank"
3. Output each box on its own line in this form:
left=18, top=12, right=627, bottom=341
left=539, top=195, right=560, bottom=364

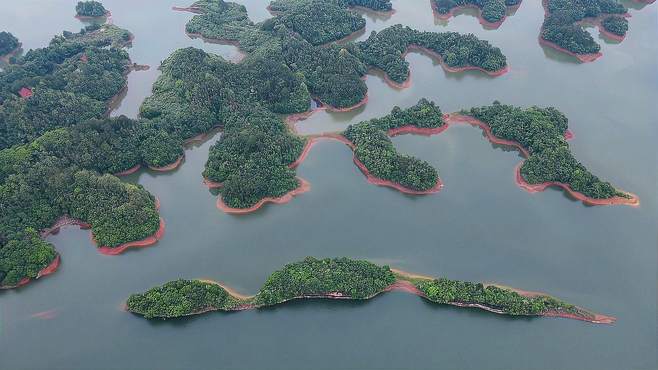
left=215, top=178, right=311, bottom=214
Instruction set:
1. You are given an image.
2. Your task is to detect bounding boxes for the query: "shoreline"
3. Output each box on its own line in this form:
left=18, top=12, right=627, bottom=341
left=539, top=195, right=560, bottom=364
left=303, top=133, right=443, bottom=195
left=430, top=1, right=522, bottom=29
left=514, top=164, right=639, bottom=207
left=148, top=154, right=185, bottom=172
left=215, top=177, right=311, bottom=215
left=448, top=114, right=638, bottom=206
left=114, top=164, right=142, bottom=176
left=0, top=254, right=61, bottom=290
left=538, top=0, right=629, bottom=62
left=137, top=272, right=614, bottom=324
left=185, top=32, right=246, bottom=62
left=406, top=45, right=509, bottom=77
left=74, top=10, right=112, bottom=21
left=95, top=217, right=166, bottom=255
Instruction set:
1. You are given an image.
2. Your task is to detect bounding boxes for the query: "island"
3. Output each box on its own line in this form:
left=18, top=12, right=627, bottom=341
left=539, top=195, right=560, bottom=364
left=158, top=0, right=507, bottom=211
left=126, top=256, right=614, bottom=324
left=462, top=102, right=638, bottom=205
left=75, top=1, right=110, bottom=18
left=341, top=99, right=445, bottom=193
left=0, top=7, right=175, bottom=289
left=540, top=0, right=631, bottom=62
left=431, top=0, right=522, bottom=28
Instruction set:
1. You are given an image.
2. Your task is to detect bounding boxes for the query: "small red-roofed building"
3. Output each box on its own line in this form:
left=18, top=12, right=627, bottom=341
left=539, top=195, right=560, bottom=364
left=18, top=87, right=33, bottom=99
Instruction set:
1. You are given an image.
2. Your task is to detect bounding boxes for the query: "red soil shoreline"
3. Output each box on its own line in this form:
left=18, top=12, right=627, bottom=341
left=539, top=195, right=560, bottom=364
left=158, top=276, right=613, bottom=324
left=430, top=1, right=523, bottom=29
left=514, top=164, right=639, bottom=206
left=0, top=254, right=61, bottom=290
left=148, top=155, right=185, bottom=172
left=215, top=178, right=311, bottom=214
left=114, top=164, right=142, bottom=176
left=95, top=217, right=166, bottom=255
left=539, top=0, right=630, bottom=62
left=74, top=10, right=112, bottom=21
left=447, top=114, right=638, bottom=206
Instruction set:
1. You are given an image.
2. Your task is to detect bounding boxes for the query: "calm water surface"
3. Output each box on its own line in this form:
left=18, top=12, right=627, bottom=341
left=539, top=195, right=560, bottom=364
left=1, top=1, right=656, bottom=369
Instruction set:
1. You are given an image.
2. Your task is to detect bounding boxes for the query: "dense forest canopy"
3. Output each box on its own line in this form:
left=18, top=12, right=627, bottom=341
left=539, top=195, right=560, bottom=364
left=466, top=102, right=626, bottom=199
left=433, top=0, right=522, bottom=23
left=269, top=0, right=366, bottom=46
left=343, top=99, right=444, bottom=191
left=254, top=257, right=396, bottom=305
left=541, top=0, right=628, bottom=54
left=127, top=279, right=238, bottom=319
left=601, top=15, right=628, bottom=36
left=355, top=24, right=507, bottom=83
left=416, top=278, right=581, bottom=316
left=75, top=1, right=108, bottom=17
left=0, top=24, right=132, bottom=150
left=0, top=15, right=165, bottom=288
left=126, top=258, right=595, bottom=320
left=0, top=31, right=19, bottom=56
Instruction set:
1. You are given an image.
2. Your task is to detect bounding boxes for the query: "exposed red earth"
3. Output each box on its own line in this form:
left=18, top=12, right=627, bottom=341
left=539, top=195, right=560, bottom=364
left=95, top=217, right=166, bottom=255
left=430, top=1, right=523, bottom=29
left=514, top=164, right=639, bottom=206
left=148, top=155, right=185, bottom=172
left=215, top=178, right=311, bottom=214
left=0, top=255, right=61, bottom=290
left=564, top=129, right=574, bottom=140
left=539, top=0, right=632, bottom=61
left=114, top=164, right=142, bottom=176
left=179, top=274, right=614, bottom=324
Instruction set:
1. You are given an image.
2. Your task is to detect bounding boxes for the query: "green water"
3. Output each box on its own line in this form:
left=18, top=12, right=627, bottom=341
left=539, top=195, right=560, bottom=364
left=0, top=0, right=656, bottom=369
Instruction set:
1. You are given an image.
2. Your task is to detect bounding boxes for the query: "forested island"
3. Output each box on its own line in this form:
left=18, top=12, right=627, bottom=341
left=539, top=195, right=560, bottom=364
left=162, top=0, right=505, bottom=210
left=0, top=10, right=173, bottom=289
left=461, top=102, right=637, bottom=205
left=76, top=1, right=109, bottom=18
left=0, top=31, right=20, bottom=58
left=540, top=0, right=631, bottom=61
left=342, top=99, right=445, bottom=193
left=432, top=0, right=522, bottom=27
left=126, top=257, right=613, bottom=323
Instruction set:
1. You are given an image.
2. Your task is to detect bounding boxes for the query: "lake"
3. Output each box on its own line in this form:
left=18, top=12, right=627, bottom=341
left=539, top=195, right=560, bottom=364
left=0, top=0, right=656, bottom=369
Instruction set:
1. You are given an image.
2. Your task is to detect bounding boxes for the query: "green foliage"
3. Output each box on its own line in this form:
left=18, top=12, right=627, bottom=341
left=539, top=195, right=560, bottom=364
left=343, top=99, right=444, bottom=191
left=602, top=15, right=628, bottom=36
left=434, top=0, right=518, bottom=23
left=76, top=1, right=108, bottom=17
left=0, top=31, right=19, bottom=56
left=417, top=278, right=579, bottom=316
left=269, top=0, right=365, bottom=45
left=541, top=0, right=627, bottom=54
left=466, top=102, right=623, bottom=199
left=0, top=24, right=132, bottom=149
left=0, top=229, right=56, bottom=287
left=355, top=24, right=507, bottom=83
left=254, top=257, right=396, bottom=305
left=346, top=0, right=392, bottom=11
left=127, top=279, right=237, bottom=319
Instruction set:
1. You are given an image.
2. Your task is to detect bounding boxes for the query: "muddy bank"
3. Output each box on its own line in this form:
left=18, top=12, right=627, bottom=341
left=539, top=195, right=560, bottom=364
left=114, top=164, right=141, bottom=176
left=216, top=178, right=311, bottom=214
left=185, top=32, right=246, bottom=62
left=514, top=164, right=639, bottom=207
left=148, top=155, right=185, bottom=172
left=0, top=254, right=61, bottom=290
left=95, top=217, right=166, bottom=255
left=405, top=45, right=509, bottom=77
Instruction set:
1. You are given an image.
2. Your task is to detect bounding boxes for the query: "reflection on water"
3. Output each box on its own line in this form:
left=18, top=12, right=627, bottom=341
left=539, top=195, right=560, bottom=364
left=0, top=0, right=656, bottom=369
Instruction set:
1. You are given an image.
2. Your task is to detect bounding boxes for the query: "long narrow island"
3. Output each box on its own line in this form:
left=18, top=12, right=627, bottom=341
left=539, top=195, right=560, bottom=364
left=126, top=257, right=614, bottom=324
